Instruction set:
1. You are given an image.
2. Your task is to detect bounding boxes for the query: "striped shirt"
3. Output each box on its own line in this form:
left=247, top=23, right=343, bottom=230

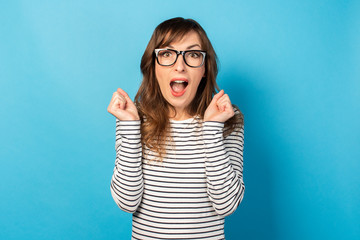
left=110, top=112, right=245, bottom=240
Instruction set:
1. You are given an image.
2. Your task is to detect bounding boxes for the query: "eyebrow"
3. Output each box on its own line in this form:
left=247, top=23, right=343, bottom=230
left=167, top=44, right=201, bottom=50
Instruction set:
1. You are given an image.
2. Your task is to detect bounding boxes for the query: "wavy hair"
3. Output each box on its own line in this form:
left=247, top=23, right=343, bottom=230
left=135, top=17, right=243, bottom=160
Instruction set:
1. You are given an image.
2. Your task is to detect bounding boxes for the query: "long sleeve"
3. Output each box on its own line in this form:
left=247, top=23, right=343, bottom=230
left=203, top=115, right=245, bottom=217
left=110, top=119, right=144, bottom=213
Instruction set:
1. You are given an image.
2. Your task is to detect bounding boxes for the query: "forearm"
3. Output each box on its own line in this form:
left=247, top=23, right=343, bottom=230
left=110, top=119, right=144, bottom=213
left=203, top=121, right=245, bottom=217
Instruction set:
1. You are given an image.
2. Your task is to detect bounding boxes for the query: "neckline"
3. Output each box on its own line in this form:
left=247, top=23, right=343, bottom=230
left=170, top=115, right=201, bottom=124
left=169, top=117, right=195, bottom=123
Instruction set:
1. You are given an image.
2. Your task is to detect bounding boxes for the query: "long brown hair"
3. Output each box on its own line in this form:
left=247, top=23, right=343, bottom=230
left=135, top=17, right=243, bottom=160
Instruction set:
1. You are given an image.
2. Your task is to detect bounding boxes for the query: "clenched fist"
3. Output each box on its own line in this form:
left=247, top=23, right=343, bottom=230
left=107, top=88, right=140, bottom=121
left=204, top=90, right=234, bottom=122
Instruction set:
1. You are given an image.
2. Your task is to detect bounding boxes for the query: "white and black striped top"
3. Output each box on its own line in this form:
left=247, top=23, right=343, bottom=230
left=110, top=112, right=245, bottom=240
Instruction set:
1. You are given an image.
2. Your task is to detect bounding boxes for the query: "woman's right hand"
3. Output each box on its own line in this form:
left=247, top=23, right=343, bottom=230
left=107, top=88, right=140, bottom=121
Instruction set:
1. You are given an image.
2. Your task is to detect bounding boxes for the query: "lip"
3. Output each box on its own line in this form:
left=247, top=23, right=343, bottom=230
left=170, top=78, right=188, bottom=97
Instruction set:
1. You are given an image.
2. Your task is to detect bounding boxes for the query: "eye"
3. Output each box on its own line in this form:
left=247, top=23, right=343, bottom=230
left=159, top=50, right=173, bottom=58
left=188, top=51, right=201, bottom=58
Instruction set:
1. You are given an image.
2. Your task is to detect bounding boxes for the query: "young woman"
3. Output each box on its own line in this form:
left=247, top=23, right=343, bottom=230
left=108, top=17, right=245, bottom=240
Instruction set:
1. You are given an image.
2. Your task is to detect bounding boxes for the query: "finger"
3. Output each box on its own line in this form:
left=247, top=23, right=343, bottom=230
left=110, top=92, right=122, bottom=104
left=217, top=93, right=230, bottom=104
left=117, top=88, right=136, bottom=106
left=214, top=90, right=225, bottom=101
left=118, top=94, right=126, bottom=103
left=218, top=94, right=232, bottom=106
left=217, top=94, right=229, bottom=104
left=112, top=94, right=127, bottom=109
left=110, top=93, right=125, bottom=108
left=216, top=101, right=227, bottom=112
left=117, top=88, right=131, bottom=100
left=209, top=90, right=225, bottom=106
left=108, top=93, right=119, bottom=112
left=118, top=98, right=126, bottom=110
left=223, top=103, right=234, bottom=116
left=217, top=99, right=231, bottom=110
left=110, top=92, right=118, bottom=104
left=217, top=98, right=233, bottom=112
left=110, top=98, right=124, bottom=111
left=108, top=98, right=119, bottom=113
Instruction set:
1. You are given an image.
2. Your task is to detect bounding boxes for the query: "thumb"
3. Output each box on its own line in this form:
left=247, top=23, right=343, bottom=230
left=209, top=90, right=224, bottom=106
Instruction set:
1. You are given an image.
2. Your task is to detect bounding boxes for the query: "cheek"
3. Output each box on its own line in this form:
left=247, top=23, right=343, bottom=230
left=155, top=65, right=166, bottom=88
left=155, top=65, right=160, bottom=80
left=192, top=68, right=205, bottom=88
left=197, top=66, right=206, bottom=79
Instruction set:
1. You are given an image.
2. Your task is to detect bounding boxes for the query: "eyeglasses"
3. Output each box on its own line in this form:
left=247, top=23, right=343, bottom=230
left=154, top=48, right=206, bottom=68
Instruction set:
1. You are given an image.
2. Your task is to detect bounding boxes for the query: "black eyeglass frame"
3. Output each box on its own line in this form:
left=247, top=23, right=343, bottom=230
left=154, top=48, right=207, bottom=68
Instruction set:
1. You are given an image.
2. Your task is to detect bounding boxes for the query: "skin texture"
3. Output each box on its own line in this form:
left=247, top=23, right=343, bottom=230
left=155, top=31, right=205, bottom=120
left=204, top=89, right=235, bottom=122
left=108, top=31, right=234, bottom=123
left=107, top=88, right=140, bottom=121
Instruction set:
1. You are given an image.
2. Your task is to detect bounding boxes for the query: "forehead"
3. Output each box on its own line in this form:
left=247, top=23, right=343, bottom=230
left=162, top=30, right=202, bottom=48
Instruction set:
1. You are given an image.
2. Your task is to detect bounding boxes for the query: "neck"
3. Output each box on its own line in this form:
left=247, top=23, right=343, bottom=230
left=169, top=108, right=192, bottom=121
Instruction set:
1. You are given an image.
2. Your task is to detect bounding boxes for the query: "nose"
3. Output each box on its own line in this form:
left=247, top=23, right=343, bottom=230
left=174, top=54, right=186, bottom=72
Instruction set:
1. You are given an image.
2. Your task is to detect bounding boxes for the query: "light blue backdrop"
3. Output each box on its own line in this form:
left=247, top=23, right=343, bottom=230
left=1, top=1, right=359, bottom=239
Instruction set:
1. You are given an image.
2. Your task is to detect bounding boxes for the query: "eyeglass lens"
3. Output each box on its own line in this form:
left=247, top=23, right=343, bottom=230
left=157, top=49, right=204, bottom=67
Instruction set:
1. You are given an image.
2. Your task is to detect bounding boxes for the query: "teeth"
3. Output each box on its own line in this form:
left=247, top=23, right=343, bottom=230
left=173, top=80, right=186, bottom=83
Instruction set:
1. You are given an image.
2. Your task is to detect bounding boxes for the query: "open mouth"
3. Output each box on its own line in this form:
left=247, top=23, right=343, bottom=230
left=170, top=80, right=188, bottom=96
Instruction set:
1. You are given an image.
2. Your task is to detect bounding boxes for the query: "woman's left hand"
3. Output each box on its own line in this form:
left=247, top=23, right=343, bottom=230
left=204, top=90, right=234, bottom=122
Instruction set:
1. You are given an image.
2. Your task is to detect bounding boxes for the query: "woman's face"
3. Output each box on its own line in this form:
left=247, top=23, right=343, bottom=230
left=155, top=31, right=205, bottom=117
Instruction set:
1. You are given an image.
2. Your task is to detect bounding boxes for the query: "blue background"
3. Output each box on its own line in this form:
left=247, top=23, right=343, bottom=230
left=1, top=1, right=359, bottom=239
